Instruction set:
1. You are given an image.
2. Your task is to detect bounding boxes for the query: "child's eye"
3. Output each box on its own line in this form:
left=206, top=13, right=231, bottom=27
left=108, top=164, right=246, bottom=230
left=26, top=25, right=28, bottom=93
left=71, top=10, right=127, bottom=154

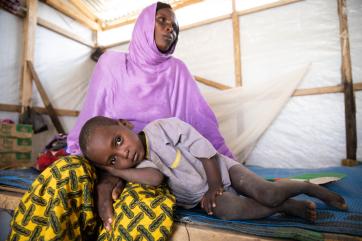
left=115, top=136, right=123, bottom=146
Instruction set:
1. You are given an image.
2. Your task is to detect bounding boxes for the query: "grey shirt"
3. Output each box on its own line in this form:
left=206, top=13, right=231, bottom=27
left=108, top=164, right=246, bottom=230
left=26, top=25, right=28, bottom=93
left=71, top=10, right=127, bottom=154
left=137, top=117, right=239, bottom=209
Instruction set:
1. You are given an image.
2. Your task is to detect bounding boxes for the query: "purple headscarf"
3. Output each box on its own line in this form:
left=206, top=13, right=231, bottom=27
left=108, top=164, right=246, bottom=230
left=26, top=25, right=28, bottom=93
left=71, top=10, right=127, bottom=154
left=67, top=3, right=234, bottom=158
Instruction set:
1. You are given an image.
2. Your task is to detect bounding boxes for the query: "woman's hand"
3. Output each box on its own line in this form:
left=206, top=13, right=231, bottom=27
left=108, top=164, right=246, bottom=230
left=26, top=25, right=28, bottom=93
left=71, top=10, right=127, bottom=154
left=96, top=170, right=125, bottom=231
left=200, top=185, right=224, bottom=215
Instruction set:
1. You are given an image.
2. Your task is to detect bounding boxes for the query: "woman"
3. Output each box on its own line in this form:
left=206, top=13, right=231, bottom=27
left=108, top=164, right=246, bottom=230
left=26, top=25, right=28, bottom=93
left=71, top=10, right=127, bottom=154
left=8, top=2, right=233, bottom=240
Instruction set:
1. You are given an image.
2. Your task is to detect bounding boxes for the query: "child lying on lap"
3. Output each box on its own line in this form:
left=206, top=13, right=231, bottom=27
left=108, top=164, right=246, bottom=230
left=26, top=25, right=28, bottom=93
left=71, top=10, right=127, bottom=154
left=79, top=116, right=347, bottom=221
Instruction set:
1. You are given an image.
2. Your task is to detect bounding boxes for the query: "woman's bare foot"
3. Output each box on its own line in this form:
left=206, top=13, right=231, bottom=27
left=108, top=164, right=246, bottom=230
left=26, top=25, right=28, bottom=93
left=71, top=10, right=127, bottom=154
left=282, top=199, right=317, bottom=223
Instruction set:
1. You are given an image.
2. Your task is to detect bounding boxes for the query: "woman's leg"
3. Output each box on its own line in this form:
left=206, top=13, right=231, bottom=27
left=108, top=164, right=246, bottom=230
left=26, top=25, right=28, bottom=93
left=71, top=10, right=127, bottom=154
left=97, top=183, right=175, bottom=241
left=212, top=192, right=317, bottom=222
left=8, top=155, right=99, bottom=241
left=229, top=165, right=347, bottom=210
left=8, top=156, right=176, bottom=241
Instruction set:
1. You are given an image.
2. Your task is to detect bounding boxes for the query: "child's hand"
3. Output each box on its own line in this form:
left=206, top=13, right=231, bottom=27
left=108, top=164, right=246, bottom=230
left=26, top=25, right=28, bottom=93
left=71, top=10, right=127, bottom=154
left=201, top=186, right=224, bottom=215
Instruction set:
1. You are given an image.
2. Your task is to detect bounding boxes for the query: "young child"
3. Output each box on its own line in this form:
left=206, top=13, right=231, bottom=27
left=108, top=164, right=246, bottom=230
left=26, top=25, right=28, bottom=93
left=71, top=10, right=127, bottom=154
left=79, top=116, right=347, bottom=222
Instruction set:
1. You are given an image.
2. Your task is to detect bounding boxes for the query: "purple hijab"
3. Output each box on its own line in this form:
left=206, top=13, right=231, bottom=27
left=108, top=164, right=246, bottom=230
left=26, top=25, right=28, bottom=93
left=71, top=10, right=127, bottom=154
left=67, top=3, right=233, bottom=158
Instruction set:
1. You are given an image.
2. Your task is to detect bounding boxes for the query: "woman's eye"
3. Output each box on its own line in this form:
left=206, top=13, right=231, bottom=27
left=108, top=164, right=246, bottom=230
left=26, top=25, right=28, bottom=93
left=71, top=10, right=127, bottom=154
left=157, top=17, right=167, bottom=25
left=115, top=136, right=123, bottom=146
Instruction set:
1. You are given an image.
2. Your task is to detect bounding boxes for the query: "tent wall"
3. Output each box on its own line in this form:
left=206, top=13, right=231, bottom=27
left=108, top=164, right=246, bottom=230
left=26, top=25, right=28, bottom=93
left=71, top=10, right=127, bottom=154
left=111, top=0, right=361, bottom=167
left=0, top=0, right=360, bottom=168
left=0, top=1, right=95, bottom=159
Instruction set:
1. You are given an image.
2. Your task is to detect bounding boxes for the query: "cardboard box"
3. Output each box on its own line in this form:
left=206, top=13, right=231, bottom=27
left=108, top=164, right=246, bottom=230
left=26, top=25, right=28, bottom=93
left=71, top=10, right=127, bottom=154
left=0, top=152, right=33, bottom=169
left=0, top=137, right=32, bottom=153
left=0, top=123, right=32, bottom=138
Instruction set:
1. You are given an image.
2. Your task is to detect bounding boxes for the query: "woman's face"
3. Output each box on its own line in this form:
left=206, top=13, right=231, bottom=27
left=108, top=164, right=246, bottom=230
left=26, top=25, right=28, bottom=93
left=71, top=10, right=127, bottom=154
left=154, top=7, right=178, bottom=53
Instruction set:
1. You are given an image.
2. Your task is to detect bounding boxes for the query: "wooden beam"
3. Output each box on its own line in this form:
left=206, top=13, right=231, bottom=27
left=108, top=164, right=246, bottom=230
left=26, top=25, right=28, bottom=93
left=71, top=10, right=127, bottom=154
left=100, top=14, right=232, bottom=49
left=194, top=76, right=231, bottom=90
left=0, top=4, right=26, bottom=18
left=37, top=17, right=95, bottom=48
left=100, top=14, right=231, bottom=49
left=0, top=191, right=22, bottom=210
left=0, top=103, right=79, bottom=117
left=0, top=6, right=96, bottom=48
left=27, top=61, right=65, bottom=134
left=101, top=0, right=303, bottom=50
left=101, top=0, right=203, bottom=31
left=293, top=83, right=362, bottom=96
left=171, top=0, right=202, bottom=9
left=232, top=0, right=242, bottom=87
left=69, top=0, right=98, bottom=22
left=44, top=0, right=100, bottom=30
left=337, top=0, right=357, bottom=162
left=181, top=14, right=231, bottom=31
left=1, top=83, right=361, bottom=116
left=19, top=0, right=37, bottom=116
left=99, top=39, right=130, bottom=50
left=236, top=0, right=303, bottom=16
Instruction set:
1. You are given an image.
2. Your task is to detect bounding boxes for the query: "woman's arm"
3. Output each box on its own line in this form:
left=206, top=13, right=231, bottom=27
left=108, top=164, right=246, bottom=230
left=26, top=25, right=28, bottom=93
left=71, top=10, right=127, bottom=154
left=67, top=53, right=114, bottom=155
left=103, top=166, right=164, bottom=187
left=170, top=61, right=235, bottom=159
left=95, top=169, right=124, bottom=231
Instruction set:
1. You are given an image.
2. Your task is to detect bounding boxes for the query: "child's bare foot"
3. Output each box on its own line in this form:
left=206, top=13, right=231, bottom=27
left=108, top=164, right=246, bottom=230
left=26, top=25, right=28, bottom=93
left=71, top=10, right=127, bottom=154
left=304, top=183, right=348, bottom=211
left=269, top=180, right=347, bottom=211
left=282, top=199, right=317, bottom=223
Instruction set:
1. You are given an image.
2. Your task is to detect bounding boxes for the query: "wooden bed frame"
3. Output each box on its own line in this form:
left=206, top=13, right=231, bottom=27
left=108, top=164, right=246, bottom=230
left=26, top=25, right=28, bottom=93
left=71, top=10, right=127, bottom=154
left=1, top=190, right=360, bottom=241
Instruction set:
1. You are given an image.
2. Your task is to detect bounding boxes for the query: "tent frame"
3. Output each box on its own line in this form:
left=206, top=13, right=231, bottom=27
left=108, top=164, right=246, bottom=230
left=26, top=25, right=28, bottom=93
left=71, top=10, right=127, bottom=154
left=0, top=0, right=359, bottom=162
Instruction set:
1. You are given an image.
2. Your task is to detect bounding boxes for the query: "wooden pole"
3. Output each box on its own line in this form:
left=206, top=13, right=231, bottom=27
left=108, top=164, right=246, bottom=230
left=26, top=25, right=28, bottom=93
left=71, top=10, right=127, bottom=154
left=101, top=0, right=202, bottom=30
left=37, top=17, right=95, bottom=48
left=27, top=61, right=66, bottom=134
left=236, top=0, right=302, bottom=16
left=69, top=0, right=99, bottom=22
left=337, top=0, right=357, bottom=165
left=232, top=0, right=242, bottom=87
left=194, top=76, right=231, bottom=90
left=1, top=82, right=361, bottom=115
left=19, top=0, right=37, bottom=117
left=293, top=82, right=362, bottom=96
left=101, top=0, right=303, bottom=50
left=44, top=0, right=100, bottom=30
left=0, top=103, right=79, bottom=117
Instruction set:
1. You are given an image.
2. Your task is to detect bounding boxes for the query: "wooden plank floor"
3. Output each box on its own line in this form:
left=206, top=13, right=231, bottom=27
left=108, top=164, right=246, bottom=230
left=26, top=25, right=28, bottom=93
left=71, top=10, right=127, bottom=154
left=1, top=190, right=361, bottom=241
left=0, top=190, right=281, bottom=240
left=170, top=223, right=283, bottom=241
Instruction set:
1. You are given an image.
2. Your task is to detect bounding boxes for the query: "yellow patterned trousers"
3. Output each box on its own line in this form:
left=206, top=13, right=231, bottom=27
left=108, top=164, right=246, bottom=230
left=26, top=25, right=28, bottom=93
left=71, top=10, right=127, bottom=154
left=7, top=156, right=175, bottom=241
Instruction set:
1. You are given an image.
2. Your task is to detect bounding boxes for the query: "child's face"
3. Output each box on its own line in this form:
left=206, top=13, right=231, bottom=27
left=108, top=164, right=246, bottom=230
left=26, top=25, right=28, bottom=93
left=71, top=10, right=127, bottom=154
left=86, top=123, right=145, bottom=169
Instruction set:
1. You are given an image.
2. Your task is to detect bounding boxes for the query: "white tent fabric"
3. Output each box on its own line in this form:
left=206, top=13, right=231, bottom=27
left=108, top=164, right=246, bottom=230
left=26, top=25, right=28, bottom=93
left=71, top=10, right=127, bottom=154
left=205, top=65, right=309, bottom=163
left=0, top=0, right=361, bottom=168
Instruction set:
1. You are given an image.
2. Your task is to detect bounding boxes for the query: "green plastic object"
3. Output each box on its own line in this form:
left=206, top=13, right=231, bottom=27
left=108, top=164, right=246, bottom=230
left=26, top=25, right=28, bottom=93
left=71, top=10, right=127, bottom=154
left=267, top=172, right=346, bottom=185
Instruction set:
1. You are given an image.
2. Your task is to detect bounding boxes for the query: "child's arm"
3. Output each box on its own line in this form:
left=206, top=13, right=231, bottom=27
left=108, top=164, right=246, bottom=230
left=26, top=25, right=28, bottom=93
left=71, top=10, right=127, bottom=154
left=102, top=166, right=164, bottom=187
left=200, top=156, right=224, bottom=215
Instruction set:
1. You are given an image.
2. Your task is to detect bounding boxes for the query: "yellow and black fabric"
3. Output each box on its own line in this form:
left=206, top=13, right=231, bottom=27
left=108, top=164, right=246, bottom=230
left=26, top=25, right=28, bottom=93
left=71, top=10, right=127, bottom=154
left=7, top=156, right=175, bottom=241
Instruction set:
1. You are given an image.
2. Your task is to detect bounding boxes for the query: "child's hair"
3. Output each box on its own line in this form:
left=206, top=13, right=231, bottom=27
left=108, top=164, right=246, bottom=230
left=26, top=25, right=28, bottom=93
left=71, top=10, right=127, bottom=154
left=79, top=116, right=117, bottom=158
